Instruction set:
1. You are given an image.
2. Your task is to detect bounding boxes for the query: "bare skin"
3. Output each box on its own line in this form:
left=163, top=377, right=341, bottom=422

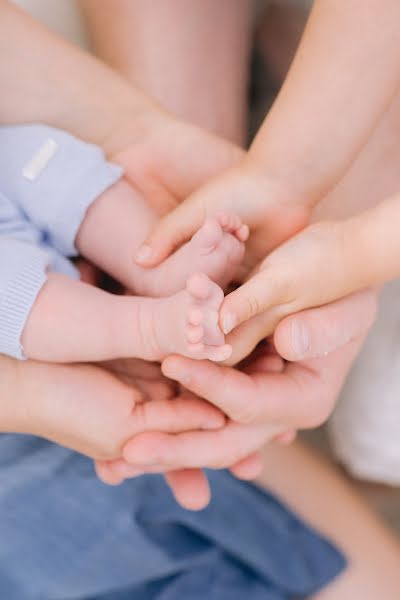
left=77, top=182, right=248, bottom=297
left=22, top=214, right=246, bottom=363
left=220, top=191, right=400, bottom=339
left=136, top=0, right=400, bottom=270
left=79, top=0, right=253, bottom=145
left=257, top=441, right=400, bottom=600
left=7, top=356, right=223, bottom=460
left=79, top=5, right=400, bottom=596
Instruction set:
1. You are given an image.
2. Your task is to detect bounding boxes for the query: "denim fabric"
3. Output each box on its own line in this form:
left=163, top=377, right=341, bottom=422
left=0, top=433, right=346, bottom=599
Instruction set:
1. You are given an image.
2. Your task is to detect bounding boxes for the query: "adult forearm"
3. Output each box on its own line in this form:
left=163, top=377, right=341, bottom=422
left=79, top=0, right=252, bottom=143
left=0, top=1, right=155, bottom=154
left=248, top=0, right=400, bottom=206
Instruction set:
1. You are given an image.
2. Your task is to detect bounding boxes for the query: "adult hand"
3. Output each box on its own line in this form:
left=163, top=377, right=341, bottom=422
left=0, top=354, right=225, bottom=509
left=224, top=287, right=378, bottom=366
left=107, top=111, right=243, bottom=220
left=7, top=356, right=224, bottom=459
left=113, top=291, right=376, bottom=491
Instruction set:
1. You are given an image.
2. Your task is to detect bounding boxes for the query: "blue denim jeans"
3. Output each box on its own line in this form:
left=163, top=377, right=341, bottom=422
left=0, top=434, right=346, bottom=599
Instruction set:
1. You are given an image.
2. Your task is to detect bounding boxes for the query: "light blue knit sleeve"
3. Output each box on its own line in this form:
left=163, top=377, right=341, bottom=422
left=0, top=192, right=79, bottom=359
left=0, top=124, right=123, bottom=257
left=0, top=237, right=49, bottom=359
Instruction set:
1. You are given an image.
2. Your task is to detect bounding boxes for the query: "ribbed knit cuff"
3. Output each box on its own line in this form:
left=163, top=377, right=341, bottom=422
left=0, top=245, right=48, bottom=359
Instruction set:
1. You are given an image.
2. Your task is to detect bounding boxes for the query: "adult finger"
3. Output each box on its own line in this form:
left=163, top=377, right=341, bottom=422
left=165, top=469, right=211, bottom=511
left=123, top=420, right=281, bottom=470
left=96, top=458, right=210, bottom=510
left=135, top=195, right=206, bottom=267
left=220, top=264, right=289, bottom=334
left=162, top=355, right=255, bottom=423
left=163, top=331, right=366, bottom=429
left=229, top=452, right=265, bottom=480
left=274, top=289, right=377, bottom=361
left=163, top=353, right=305, bottom=426
left=129, top=395, right=225, bottom=436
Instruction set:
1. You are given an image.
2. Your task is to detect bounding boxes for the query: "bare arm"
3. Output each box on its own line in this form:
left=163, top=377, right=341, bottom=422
left=79, top=0, right=252, bottom=143
left=0, top=0, right=156, bottom=154
left=248, top=0, right=400, bottom=206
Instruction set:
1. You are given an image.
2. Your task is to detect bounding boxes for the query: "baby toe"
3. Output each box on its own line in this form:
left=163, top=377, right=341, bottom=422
left=192, top=218, right=222, bottom=253
left=217, top=212, right=242, bottom=235
left=188, top=307, right=203, bottom=326
left=186, top=272, right=214, bottom=300
left=216, top=211, right=230, bottom=228
left=237, top=224, right=249, bottom=242
left=231, top=214, right=242, bottom=232
left=186, top=324, right=204, bottom=344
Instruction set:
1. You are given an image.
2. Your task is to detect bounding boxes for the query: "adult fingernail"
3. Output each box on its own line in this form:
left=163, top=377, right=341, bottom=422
left=135, top=245, right=153, bottom=263
left=222, top=312, right=237, bottom=334
left=290, top=320, right=310, bottom=358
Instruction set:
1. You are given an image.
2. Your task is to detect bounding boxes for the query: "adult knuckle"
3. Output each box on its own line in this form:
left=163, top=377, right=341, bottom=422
left=212, top=451, right=238, bottom=470
left=232, top=402, right=259, bottom=425
left=245, top=294, right=261, bottom=319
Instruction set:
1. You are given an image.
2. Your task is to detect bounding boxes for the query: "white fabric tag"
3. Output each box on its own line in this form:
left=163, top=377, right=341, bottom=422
left=22, top=138, right=58, bottom=181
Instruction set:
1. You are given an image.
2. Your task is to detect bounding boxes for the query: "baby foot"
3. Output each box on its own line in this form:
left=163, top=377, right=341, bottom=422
left=184, top=272, right=232, bottom=362
left=134, top=213, right=248, bottom=297
left=188, top=213, right=248, bottom=287
left=138, top=272, right=232, bottom=362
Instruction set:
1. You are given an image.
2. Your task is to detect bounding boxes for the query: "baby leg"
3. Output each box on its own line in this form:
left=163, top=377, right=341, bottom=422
left=21, top=273, right=137, bottom=363
left=22, top=272, right=230, bottom=363
left=77, top=180, right=247, bottom=296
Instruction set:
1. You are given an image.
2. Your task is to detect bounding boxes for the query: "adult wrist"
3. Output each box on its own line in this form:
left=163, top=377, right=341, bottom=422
left=49, top=84, right=160, bottom=160
left=0, top=1, right=160, bottom=158
left=241, top=155, right=315, bottom=211
left=99, top=102, right=168, bottom=159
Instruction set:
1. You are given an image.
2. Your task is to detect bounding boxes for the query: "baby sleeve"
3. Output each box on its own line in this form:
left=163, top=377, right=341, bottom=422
left=0, top=191, right=80, bottom=359
left=0, top=124, right=123, bottom=257
left=0, top=237, right=48, bottom=359
left=0, top=192, right=45, bottom=358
